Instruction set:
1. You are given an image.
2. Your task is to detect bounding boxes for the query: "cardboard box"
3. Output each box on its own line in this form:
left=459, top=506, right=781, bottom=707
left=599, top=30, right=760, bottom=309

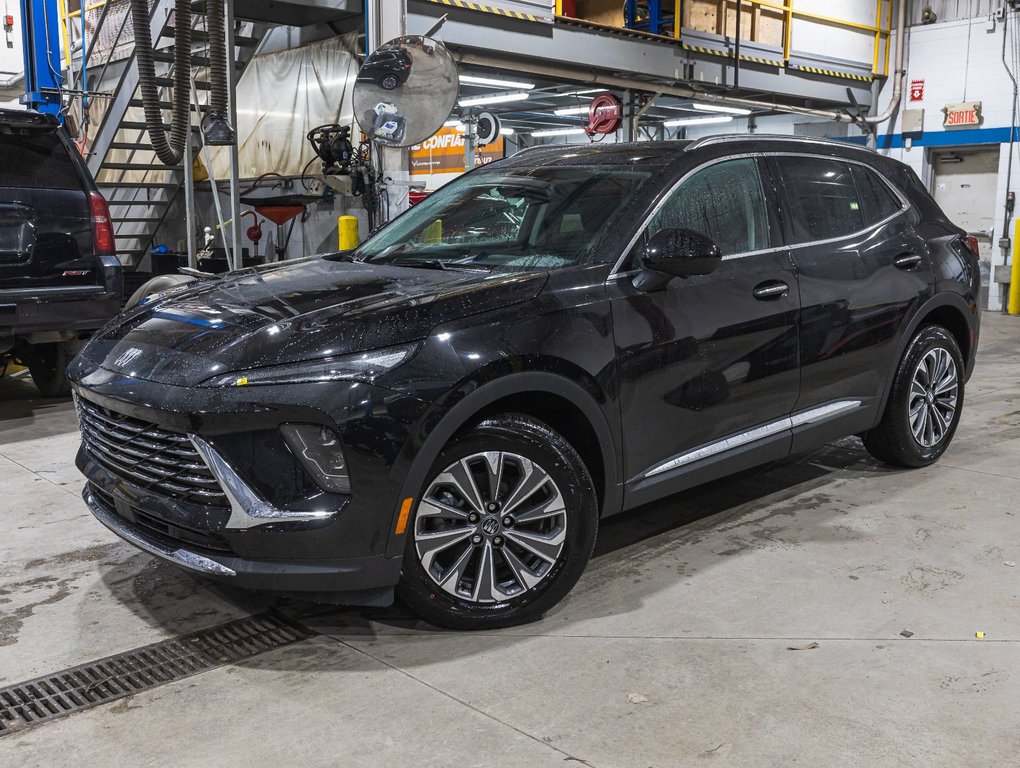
left=575, top=0, right=625, bottom=27
left=683, top=0, right=784, bottom=46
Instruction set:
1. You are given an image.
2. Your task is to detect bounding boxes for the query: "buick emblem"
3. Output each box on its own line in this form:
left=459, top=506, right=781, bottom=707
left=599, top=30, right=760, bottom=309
left=113, top=347, right=143, bottom=368
left=481, top=517, right=500, bottom=535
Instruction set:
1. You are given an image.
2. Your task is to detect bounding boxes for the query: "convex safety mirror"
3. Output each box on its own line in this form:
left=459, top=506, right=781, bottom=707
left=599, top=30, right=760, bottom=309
left=642, top=228, right=722, bottom=278
left=353, top=35, right=459, bottom=148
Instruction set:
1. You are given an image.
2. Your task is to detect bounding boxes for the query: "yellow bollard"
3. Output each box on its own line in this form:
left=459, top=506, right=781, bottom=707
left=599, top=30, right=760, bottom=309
left=1009, top=219, right=1020, bottom=315
left=338, top=216, right=359, bottom=251
left=422, top=219, right=443, bottom=244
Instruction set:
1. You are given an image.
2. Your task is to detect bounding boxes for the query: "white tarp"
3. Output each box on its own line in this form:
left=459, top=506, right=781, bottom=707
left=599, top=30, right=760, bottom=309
left=206, top=33, right=360, bottom=179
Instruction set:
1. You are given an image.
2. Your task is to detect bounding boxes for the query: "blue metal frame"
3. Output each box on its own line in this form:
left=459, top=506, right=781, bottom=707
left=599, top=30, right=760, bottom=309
left=624, top=0, right=676, bottom=37
left=19, top=0, right=64, bottom=118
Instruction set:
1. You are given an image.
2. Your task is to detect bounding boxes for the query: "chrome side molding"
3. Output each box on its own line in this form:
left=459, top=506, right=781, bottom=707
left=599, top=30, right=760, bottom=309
left=84, top=488, right=237, bottom=577
left=643, top=400, right=862, bottom=479
left=189, top=435, right=336, bottom=531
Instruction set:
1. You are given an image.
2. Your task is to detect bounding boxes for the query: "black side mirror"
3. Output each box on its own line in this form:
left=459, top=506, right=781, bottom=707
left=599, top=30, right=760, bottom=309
left=641, top=228, right=722, bottom=278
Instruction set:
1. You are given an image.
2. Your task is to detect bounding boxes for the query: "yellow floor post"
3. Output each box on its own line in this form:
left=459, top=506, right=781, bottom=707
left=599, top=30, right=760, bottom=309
left=1009, top=219, right=1020, bottom=315
left=338, top=216, right=359, bottom=250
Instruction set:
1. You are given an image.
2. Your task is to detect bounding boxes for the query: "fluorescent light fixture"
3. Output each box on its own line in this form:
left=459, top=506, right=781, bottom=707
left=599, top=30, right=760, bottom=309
left=692, top=102, right=752, bottom=116
left=553, top=106, right=590, bottom=116
left=662, top=115, right=733, bottom=127
left=560, top=88, right=603, bottom=97
left=530, top=127, right=589, bottom=137
left=459, top=74, right=535, bottom=90
left=500, top=126, right=515, bottom=135
left=458, top=91, right=530, bottom=107
left=443, top=119, right=464, bottom=128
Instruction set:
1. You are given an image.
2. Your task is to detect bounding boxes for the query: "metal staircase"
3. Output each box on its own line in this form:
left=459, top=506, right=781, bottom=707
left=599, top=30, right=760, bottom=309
left=80, top=0, right=267, bottom=268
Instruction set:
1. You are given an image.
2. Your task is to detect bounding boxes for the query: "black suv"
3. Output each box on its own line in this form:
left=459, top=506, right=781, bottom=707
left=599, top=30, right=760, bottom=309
left=69, top=136, right=979, bottom=629
left=1, top=109, right=122, bottom=396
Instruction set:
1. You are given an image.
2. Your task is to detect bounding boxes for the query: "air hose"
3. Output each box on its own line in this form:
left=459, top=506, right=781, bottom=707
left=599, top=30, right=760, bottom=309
left=131, top=0, right=192, bottom=166
left=203, top=0, right=236, bottom=145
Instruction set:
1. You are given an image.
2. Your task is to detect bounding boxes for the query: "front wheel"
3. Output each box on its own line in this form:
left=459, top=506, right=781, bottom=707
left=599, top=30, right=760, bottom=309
left=863, top=325, right=965, bottom=467
left=397, top=414, right=598, bottom=630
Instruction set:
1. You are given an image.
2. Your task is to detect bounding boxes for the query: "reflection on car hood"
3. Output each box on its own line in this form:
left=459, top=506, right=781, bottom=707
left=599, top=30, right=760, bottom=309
left=78, top=257, right=548, bottom=387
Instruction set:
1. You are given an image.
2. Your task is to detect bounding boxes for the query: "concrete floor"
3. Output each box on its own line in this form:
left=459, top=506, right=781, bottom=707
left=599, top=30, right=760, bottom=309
left=1, top=312, right=1019, bottom=767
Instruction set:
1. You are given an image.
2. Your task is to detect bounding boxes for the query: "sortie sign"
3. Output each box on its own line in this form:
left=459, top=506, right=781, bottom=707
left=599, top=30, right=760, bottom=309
left=942, top=102, right=982, bottom=128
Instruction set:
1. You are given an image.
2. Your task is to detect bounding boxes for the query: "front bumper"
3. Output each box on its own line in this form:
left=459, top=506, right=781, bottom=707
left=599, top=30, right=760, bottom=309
left=83, top=482, right=401, bottom=604
left=70, top=365, right=427, bottom=604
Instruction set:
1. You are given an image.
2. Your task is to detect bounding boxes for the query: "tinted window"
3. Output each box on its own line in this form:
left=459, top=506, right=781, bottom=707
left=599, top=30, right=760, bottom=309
left=0, top=130, right=82, bottom=190
left=851, top=164, right=903, bottom=222
left=773, top=156, right=863, bottom=243
left=648, top=157, right=769, bottom=256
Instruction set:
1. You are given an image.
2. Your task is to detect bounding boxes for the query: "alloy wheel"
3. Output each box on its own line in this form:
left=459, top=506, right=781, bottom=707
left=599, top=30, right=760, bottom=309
left=413, top=451, right=568, bottom=604
left=908, top=346, right=959, bottom=448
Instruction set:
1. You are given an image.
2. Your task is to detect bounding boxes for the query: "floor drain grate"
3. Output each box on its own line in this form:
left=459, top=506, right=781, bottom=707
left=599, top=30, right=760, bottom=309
left=0, top=612, right=313, bottom=737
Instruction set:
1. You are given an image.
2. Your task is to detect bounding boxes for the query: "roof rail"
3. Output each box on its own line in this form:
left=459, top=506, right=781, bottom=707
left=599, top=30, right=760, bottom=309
left=685, top=133, right=875, bottom=153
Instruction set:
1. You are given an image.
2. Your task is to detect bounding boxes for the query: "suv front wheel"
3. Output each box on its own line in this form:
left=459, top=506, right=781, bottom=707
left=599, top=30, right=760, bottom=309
left=863, top=325, right=964, bottom=467
left=397, top=414, right=598, bottom=630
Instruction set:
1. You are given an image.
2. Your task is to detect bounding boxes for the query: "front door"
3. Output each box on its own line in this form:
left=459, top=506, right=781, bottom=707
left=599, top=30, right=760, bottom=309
left=609, top=157, right=800, bottom=507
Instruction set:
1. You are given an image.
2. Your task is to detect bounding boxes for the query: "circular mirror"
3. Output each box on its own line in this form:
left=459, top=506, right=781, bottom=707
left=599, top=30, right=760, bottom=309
left=353, top=35, right=459, bottom=148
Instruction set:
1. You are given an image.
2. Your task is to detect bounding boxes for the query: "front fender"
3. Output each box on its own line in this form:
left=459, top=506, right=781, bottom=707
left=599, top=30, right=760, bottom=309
left=383, top=370, right=621, bottom=558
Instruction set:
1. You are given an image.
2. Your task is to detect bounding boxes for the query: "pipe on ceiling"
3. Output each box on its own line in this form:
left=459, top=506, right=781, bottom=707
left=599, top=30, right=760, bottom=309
left=454, top=0, right=908, bottom=128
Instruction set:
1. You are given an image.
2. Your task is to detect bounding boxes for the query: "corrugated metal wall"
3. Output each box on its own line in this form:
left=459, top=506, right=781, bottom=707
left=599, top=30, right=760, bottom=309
left=910, top=0, right=999, bottom=25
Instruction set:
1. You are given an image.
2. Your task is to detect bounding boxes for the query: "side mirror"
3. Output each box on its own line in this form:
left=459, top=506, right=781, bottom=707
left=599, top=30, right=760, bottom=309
left=641, top=228, right=722, bottom=278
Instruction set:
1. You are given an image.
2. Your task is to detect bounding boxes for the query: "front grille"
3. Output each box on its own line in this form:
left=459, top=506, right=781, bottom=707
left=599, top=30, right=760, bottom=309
left=75, top=396, right=228, bottom=508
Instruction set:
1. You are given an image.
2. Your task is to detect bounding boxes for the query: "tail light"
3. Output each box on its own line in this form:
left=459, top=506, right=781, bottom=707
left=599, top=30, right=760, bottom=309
left=89, top=191, right=116, bottom=257
left=964, top=235, right=980, bottom=258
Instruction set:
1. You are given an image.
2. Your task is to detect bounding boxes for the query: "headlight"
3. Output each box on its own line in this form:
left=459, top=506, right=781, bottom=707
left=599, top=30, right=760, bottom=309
left=201, top=342, right=419, bottom=387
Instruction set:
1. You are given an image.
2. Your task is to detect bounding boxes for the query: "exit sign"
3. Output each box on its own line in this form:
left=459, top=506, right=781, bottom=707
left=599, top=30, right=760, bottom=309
left=943, top=101, right=982, bottom=128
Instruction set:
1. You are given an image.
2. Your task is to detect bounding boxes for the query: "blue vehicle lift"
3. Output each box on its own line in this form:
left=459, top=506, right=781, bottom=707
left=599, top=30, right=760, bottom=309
left=19, top=0, right=64, bottom=119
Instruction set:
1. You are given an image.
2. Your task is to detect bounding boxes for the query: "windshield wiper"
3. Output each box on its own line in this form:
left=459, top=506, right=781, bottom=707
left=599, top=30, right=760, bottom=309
left=390, top=257, right=490, bottom=271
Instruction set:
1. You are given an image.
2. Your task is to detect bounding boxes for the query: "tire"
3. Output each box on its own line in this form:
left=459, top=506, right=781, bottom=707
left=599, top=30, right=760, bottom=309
left=863, top=325, right=964, bottom=468
left=397, top=414, right=599, bottom=630
left=380, top=74, right=399, bottom=90
left=28, top=342, right=72, bottom=398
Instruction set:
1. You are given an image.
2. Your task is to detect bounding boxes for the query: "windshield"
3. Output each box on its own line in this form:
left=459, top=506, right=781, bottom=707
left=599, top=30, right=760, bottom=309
left=354, top=165, right=650, bottom=270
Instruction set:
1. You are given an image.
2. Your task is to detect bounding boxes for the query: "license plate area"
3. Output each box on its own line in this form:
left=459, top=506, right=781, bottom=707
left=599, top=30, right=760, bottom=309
left=0, top=220, right=35, bottom=265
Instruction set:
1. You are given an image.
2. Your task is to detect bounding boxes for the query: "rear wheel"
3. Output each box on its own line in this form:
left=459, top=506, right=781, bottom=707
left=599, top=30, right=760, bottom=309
left=397, top=414, right=598, bottom=630
left=863, top=325, right=964, bottom=467
left=28, top=342, right=72, bottom=398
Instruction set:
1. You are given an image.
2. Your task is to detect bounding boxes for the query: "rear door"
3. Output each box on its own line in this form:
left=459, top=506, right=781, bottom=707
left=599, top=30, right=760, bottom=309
left=609, top=156, right=800, bottom=507
left=767, top=153, right=935, bottom=449
left=0, top=121, right=96, bottom=291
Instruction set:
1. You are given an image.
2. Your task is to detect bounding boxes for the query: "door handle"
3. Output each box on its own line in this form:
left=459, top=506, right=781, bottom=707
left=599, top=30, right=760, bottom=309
left=752, top=280, right=790, bottom=300
left=894, top=253, right=923, bottom=270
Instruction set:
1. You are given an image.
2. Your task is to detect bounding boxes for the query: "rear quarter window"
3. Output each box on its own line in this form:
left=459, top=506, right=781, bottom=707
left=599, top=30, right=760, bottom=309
left=0, top=130, right=83, bottom=190
left=851, top=164, right=904, bottom=222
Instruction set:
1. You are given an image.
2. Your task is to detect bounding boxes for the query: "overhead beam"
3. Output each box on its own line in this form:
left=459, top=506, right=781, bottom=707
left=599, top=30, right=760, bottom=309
left=406, top=0, right=873, bottom=109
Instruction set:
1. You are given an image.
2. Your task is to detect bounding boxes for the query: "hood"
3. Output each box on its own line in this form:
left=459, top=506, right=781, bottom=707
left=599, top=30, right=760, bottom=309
left=78, top=257, right=547, bottom=387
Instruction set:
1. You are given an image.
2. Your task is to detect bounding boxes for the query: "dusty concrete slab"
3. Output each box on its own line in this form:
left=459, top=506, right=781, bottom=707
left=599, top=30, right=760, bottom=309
left=1, top=313, right=1019, bottom=767
left=3, top=636, right=571, bottom=768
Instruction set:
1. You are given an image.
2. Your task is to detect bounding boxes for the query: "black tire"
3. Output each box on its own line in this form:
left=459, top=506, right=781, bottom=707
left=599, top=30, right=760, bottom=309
left=397, top=414, right=599, bottom=630
left=380, top=74, right=399, bottom=90
left=28, top=343, right=72, bottom=398
left=863, top=325, right=964, bottom=468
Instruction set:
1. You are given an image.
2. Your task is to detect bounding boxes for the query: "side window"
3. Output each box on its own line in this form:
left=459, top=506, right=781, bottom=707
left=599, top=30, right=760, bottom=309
left=647, top=157, right=769, bottom=257
left=851, top=164, right=904, bottom=223
left=772, top=156, right=863, bottom=243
